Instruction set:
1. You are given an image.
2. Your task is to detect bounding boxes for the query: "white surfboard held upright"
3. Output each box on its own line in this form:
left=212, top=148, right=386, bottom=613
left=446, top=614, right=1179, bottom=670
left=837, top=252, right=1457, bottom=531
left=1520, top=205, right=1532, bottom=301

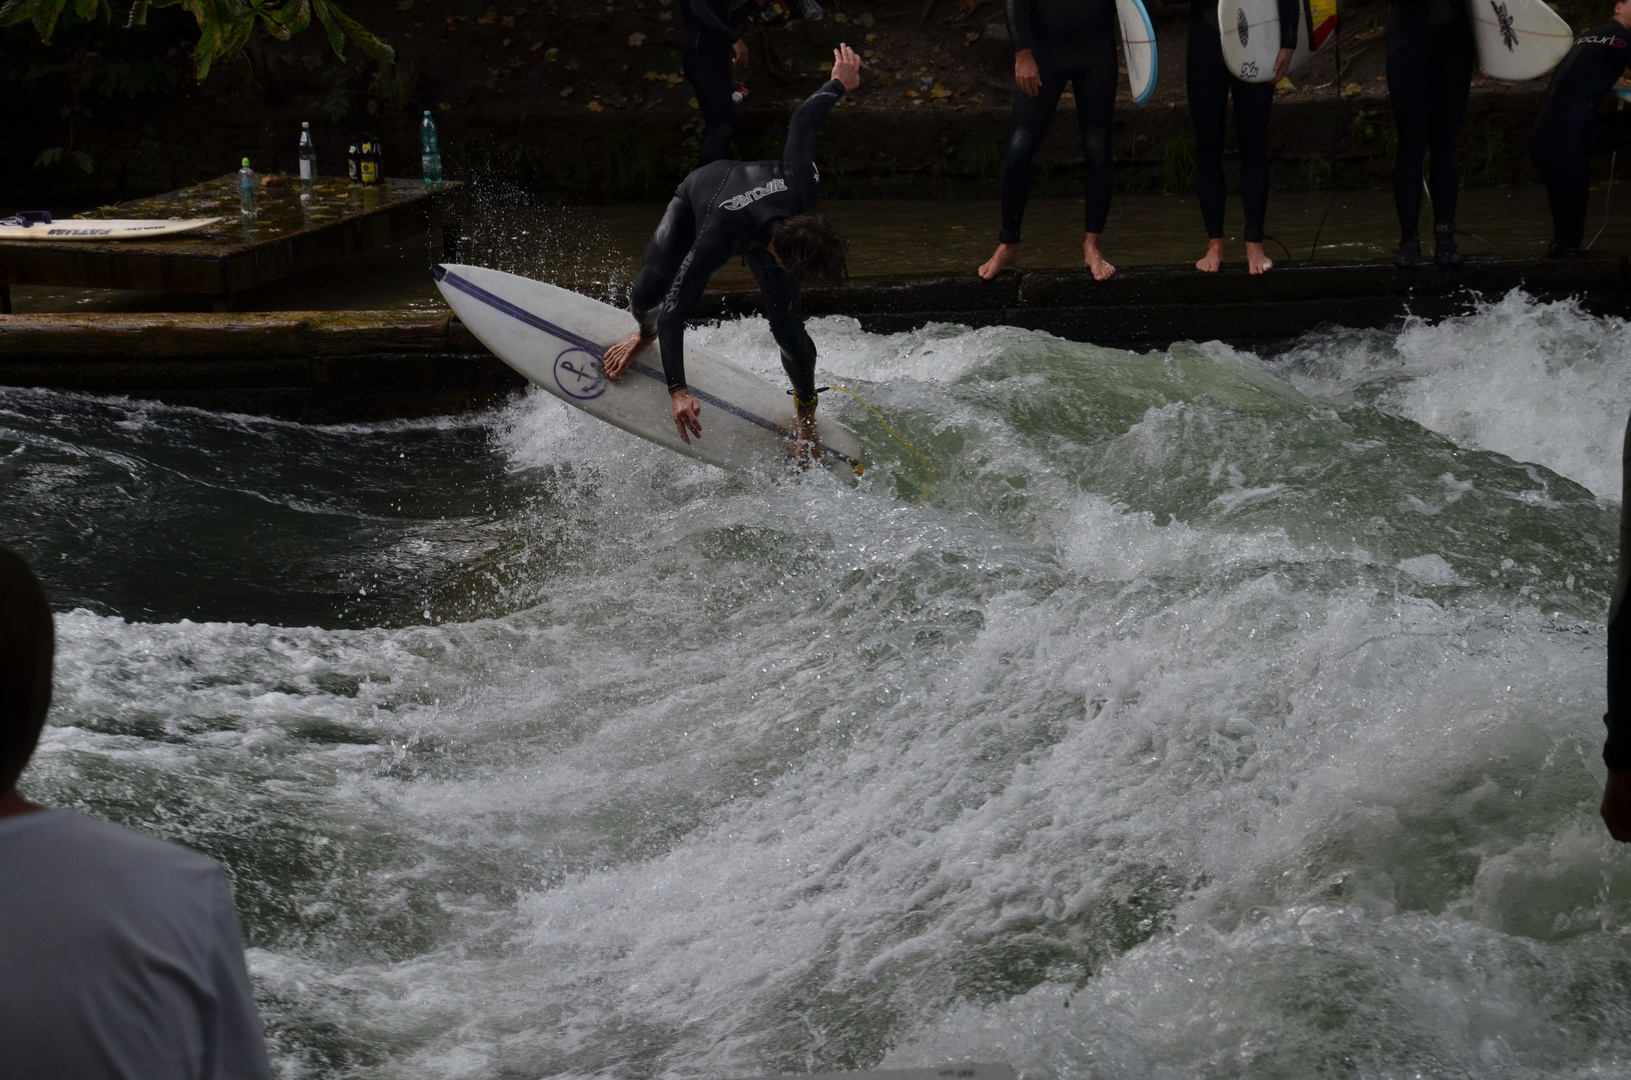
left=433, top=264, right=866, bottom=477
left=1116, top=0, right=1160, bottom=103
left=1219, top=0, right=1339, bottom=83
left=1467, top=0, right=1572, bottom=81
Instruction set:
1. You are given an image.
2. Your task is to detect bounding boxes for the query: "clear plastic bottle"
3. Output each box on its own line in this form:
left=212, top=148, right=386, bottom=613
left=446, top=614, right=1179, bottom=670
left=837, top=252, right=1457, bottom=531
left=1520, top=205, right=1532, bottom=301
left=347, top=142, right=359, bottom=183
left=420, top=110, right=443, bottom=185
left=298, top=122, right=316, bottom=184
left=239, top=157, right=257, bottom=218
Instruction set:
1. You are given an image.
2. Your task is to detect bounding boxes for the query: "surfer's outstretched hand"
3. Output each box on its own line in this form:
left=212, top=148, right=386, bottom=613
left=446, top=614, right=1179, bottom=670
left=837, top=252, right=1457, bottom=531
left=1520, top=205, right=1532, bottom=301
left=602, top=331, right=651, bottom=381
left=672, top=389, right=702, bottom=444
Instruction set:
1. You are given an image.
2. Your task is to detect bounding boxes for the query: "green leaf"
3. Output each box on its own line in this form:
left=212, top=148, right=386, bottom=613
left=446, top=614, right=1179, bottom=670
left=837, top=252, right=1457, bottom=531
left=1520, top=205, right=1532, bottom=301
left=31, top=0, right=70, bottom=41
left=34, top=146, right=64, bottom=167
left=0, top=0, right=26, bottom=26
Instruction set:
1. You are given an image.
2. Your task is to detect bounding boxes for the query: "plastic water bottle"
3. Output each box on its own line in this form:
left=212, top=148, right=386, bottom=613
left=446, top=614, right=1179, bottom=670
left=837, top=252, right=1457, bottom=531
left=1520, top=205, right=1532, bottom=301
left=347, top=142, right=359, bottom=183
left=239, top=158, right=257, bottom=218
left=298, top=122, right=316, bottom=184
left=420, top=110, right=443, bottom=185
left=731, top=85, right=750, bottom=104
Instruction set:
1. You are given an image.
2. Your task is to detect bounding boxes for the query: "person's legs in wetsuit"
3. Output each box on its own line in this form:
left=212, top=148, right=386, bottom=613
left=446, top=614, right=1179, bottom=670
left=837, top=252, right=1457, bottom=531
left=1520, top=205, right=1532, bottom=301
left=746, top=249, right=823, bottom=464
left=1068, top=39, right=1119, bottom=280
left=628, top=183, right=704, bottom=338
left=1187, top=21, right=1277, bottom=273
left=1386, top=4, right=1475, bottom=267
left=684, top=33, right=737, bottom=166
left=981, top=40, right=1118, bottom=281
left=1532, top=109, right=1631, bottom=254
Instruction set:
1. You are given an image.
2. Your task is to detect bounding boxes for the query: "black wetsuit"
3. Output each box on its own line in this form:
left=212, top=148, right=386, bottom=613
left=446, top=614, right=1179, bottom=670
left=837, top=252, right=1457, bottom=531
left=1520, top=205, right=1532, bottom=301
left=682, top=0, right=761, bottom=166
left=1530, top=22, right=1631, bottom=252
left=1385, top=0, right=1475, bottom=240
left=998, top=0, right=1119, bottom=243
left=629, top=80, right=845, bottom=402
left=1606, top=410, right=1631, bottom=771
left=1187, top=0, right=1297, bottom=243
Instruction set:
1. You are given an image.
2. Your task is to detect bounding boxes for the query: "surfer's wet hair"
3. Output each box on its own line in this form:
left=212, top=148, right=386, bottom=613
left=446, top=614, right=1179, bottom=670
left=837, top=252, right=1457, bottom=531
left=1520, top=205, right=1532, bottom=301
left=0, top=547, right=52, bottom=794
left=771, top=213, right=849, bottom=286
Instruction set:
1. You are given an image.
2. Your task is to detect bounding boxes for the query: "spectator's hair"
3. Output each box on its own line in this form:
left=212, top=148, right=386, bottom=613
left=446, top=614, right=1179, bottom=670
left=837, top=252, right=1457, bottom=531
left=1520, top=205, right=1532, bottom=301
left=770, top=213, right=849, bottom=286
left=0, top=548, right=53, bottom=794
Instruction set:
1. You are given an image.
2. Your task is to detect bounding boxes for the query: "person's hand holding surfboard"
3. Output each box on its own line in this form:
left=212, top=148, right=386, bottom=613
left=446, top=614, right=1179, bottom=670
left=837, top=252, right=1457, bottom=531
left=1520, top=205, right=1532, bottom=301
left=1272, top=46, right=1292, bottom=83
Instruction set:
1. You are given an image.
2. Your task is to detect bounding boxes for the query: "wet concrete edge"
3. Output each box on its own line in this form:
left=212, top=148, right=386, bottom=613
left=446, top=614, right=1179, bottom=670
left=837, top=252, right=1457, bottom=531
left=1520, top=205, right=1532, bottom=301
left=1, top=255, right=1624, bottom=422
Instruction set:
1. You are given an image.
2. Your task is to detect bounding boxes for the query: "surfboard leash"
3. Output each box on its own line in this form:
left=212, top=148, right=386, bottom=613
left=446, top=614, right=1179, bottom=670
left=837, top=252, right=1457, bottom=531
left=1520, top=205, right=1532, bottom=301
left=1106, top=104, right=1140, bottom=249
left=799, top=386, right=933, bottom=503
left=1308, top=19, right=1344, bottom=261
left=1588, top=151, right=1619, bottom=251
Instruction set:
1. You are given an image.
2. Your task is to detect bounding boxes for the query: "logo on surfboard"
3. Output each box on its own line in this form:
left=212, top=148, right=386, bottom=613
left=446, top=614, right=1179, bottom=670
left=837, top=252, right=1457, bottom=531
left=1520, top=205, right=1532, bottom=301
left=1237, top=7, right=1249, bottom=46
left=1491, top=0, right=1518, bottom=50
left=553, top=347, right=608, bottom=400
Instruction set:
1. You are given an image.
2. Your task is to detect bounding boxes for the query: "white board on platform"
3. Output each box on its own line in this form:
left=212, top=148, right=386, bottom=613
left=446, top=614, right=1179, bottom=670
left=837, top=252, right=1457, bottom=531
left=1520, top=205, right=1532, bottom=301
left=1219, top=0, right=1339, bottom=83
left=1468, top=0, right=1573, bottom=81
left=731, top=1065, right=1015, bottom=1080
left=433, top=263, right=867, bottom=478
left=0, top=217, right=219, bottom=241
left=1117, top=0, right=1160, bottom=103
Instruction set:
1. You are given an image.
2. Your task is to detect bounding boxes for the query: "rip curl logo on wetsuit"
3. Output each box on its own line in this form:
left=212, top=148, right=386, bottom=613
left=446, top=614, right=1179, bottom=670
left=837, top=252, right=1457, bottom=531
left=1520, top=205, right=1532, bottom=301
left=553, top=347, right=608, bottom=400
left=720, top=178, right=788, bottom=211
left=1490, top=0, right=1517, bottom=51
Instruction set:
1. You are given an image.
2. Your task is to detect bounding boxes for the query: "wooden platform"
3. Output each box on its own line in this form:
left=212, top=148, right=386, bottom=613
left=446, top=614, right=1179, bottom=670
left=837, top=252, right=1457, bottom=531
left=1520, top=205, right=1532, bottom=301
left=1, top=253, right=1626, bottom=421
left=0, top=176, right=459, bottom=312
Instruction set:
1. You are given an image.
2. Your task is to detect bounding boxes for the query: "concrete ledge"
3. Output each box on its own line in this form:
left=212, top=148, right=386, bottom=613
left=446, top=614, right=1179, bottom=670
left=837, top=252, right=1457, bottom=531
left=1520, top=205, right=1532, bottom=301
left=2, top=255, right=1625, bottom=420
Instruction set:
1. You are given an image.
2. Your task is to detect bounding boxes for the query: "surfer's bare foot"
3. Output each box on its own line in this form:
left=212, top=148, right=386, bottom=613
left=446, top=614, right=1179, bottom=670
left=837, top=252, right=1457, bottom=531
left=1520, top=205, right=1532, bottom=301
left=1084, top=233, right=1115, bottom=281
left=1195, top=238, right=1225, bottom=273
left=1246, top=241, right=1274, bottom=276
left=792, top=409, right=822, bottom=470
left=602, top=331, right=651, bottom=381
left=671, top=389, right=702, bottom=444
left=978, top=242, right=1020, bottom=280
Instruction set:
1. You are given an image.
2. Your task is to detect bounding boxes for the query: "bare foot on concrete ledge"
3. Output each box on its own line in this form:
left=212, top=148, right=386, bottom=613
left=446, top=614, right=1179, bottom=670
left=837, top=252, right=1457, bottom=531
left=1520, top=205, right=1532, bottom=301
left=601, top=331, right=651, bottom=381
left=1246, top=241, right=1274, bottom=275
left=1084, top=233, right=1116, bottom=281
left=1196, top=238, right=1224, bottom=273
left=978, top=242, right=1020, bottom=280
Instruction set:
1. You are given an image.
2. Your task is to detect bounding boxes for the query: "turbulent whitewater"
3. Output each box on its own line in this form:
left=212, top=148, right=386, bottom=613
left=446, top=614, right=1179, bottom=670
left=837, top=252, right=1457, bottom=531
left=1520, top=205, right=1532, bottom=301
left=3, top=290, right=1630, bottom=1079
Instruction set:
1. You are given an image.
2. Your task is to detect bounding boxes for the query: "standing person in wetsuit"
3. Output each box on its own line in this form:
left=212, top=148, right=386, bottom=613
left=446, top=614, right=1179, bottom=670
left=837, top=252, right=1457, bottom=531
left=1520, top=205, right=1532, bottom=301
left=1188, top=0, right=1296, bottom=274
left=1530, top=1, right=1631, bottom=258
left=601, top=44, right=861, bottom=465
left=977, top=0, right=1120, bottom=282
left=1602, top=411, right=1631, bottom=841
left=1386, top=0, right=1476, bottom=268
left=683, top=0, right=762, bottom=167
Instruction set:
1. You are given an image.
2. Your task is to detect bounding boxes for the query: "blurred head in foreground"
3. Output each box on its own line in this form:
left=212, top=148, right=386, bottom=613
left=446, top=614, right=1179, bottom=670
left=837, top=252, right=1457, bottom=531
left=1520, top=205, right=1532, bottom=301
left=0, top=547, right=53, bottom=796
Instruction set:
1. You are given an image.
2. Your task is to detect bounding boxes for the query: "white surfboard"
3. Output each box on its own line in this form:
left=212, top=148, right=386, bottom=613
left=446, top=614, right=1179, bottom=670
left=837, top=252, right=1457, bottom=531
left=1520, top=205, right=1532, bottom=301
left=1468, top=0, right=1573, bottom=81
left=1117, top=0, right=1159, bottom=103
left=434, top=263, right=867, bottom=478
left=0, top=216, right=219, bottom=241
left=1219, top=0, right=1339, bottom=83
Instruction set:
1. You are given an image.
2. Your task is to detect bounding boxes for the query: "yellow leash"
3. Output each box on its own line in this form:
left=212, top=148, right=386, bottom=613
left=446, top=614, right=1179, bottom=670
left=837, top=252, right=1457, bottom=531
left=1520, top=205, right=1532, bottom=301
left=813, top=385, right=933, bottom=504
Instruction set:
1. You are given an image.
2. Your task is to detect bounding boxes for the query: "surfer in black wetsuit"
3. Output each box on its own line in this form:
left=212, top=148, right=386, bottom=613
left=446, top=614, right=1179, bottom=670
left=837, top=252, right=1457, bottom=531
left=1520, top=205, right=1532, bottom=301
left=600, top=44, right=860, bottom=464
left=1385, top=0, right=1476, bottom=268
left=682, top=0, right=764, bottom=167
left=977, top=0, right=1120, bottom=282
left=1601, top=409, right=1631, bottom=841
left=1188, top=0, right=1297, bottom=274
left=1530, top=2, right=1631, bottom=258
